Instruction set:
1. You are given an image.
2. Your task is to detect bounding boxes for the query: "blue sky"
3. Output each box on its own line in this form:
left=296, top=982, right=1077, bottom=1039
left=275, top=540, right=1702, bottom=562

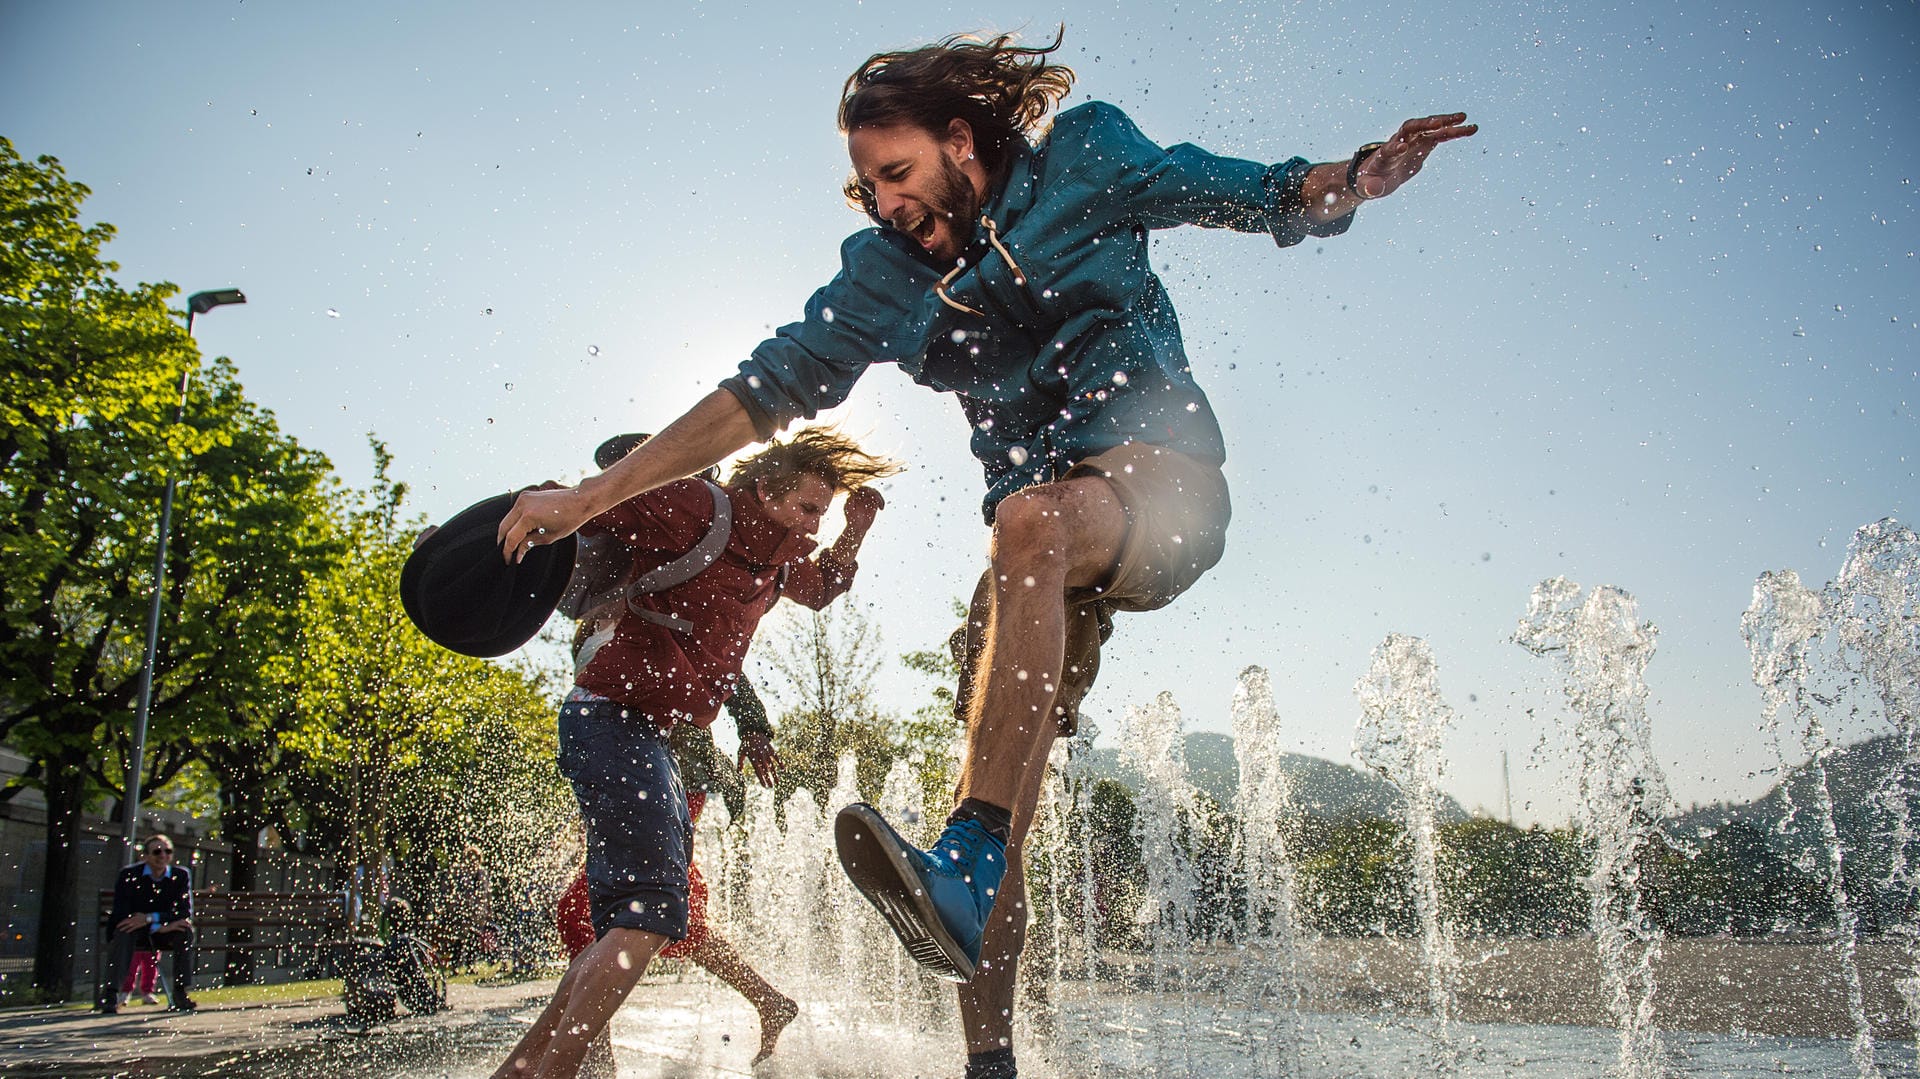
left=3, top=1, right=1914, bottom=824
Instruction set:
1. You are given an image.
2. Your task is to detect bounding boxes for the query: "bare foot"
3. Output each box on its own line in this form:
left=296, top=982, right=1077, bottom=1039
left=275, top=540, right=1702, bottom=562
left=750, top=994, right=799, bottom=1066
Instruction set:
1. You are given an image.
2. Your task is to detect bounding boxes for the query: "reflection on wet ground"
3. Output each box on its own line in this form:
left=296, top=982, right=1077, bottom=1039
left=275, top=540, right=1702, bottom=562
left=7, top=978, right=1914, bottom=1079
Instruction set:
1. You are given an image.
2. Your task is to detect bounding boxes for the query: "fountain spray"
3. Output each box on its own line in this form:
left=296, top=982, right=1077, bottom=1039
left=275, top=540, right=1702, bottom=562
left=1517, top=578, right=1669, bottom=1079
left=1230, top=665, right=1309, bottom=1076
left=1118, top=691, right=1202, bottom=1074
left=1744, top=568, right=1882, bottom=1078
left=1834, top=519, right=1920, bottom=1060
left=1354, top=634, right=1461, bottom=1072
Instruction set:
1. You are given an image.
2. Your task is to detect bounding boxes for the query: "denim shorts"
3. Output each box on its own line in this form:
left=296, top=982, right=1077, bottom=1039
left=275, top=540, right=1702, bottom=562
left=556, top=697, right=690, bottom=942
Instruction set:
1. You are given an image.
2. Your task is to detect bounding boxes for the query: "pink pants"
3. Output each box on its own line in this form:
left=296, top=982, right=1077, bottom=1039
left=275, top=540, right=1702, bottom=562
left=119, top=949, right=159, bottom=995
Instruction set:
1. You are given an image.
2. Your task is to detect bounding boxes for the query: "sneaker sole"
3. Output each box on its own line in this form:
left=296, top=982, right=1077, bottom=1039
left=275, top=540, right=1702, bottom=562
left=834, top=803, right=976, bottom=983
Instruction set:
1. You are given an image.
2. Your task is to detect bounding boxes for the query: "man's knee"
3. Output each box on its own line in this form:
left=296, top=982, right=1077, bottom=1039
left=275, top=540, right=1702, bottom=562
left=989, top=488, right=1075, bottom=573
left=989, top=479, right=1125, bottom=587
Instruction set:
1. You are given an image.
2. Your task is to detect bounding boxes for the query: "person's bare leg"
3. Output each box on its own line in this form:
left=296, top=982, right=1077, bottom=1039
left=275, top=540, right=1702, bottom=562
left=956, top=745, right=1056, bottom=1056
left=490, top=927, right=666, bottom=1079
left=579, top=1028, right=616, bottom=1079
left=956, top=478, right=1126, bottom=810
left=687, top=933, right=798, bottom=1064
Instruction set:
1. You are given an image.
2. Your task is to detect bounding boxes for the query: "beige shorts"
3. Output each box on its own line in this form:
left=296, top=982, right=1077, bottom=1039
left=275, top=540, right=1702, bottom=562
left=950, top=442, right=1232, bottom=735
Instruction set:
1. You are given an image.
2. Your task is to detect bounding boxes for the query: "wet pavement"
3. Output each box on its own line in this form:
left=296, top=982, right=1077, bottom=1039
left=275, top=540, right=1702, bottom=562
left=0, top=978, right=555, bottom=1077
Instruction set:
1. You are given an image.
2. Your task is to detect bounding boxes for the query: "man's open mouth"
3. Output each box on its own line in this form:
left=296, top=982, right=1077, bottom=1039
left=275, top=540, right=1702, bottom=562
left=898, top=210, right=938, bottom=249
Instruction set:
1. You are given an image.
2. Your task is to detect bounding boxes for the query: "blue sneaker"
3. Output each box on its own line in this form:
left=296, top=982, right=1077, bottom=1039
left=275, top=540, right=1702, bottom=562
left=835, top=803, right=1005, bottom=982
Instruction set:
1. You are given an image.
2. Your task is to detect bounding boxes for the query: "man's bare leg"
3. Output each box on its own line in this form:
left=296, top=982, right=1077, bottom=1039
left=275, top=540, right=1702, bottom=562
left=686, top=933, right=799, bottom=1064
left=956, top=745, right=1056, bottom=1055
left=491, top=927, right=666, bottom=1079
left=957, top=477, right=1126, bottom=810
left=579, top=1029, right=616, bottom=1079
left=948, top=477, right=1125, bottom=1075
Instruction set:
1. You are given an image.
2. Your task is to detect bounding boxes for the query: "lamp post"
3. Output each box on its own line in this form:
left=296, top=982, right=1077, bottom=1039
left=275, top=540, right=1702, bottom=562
left=123, top=288, right=246, bottom=863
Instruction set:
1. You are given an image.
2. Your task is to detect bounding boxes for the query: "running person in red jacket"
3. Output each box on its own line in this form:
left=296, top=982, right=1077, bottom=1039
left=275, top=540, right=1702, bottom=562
left=554, top=433, right=801, bottom=1076
left=493, top=428, right=899, bottom=1079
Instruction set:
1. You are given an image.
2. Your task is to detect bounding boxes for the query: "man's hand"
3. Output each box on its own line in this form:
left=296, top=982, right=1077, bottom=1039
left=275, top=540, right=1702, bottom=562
left=842, top=486, right=885, bottom=533
left=497, top=483, right=597, bottom=564
left=115, top=914, right=148, bottom=934
left=1352, top=112, right=1478, bottom=201
left=737, top=731, right=780, bottom=788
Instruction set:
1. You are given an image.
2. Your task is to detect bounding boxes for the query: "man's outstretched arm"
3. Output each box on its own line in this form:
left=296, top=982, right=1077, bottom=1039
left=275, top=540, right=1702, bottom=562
left=1300, top=112, right=1479, bottom=223
left=498, top=388, right=760, bottom=562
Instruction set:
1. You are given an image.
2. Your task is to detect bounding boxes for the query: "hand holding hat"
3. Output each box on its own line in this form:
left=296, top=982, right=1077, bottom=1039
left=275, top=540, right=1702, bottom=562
left=401, top=488, right=578, bottom=658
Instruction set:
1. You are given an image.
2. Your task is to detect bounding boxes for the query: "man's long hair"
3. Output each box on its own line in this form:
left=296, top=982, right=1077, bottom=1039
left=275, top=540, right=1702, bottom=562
left=838, top=27, right=1075, bottom=219
left=728, top=426, right=903, bottom=499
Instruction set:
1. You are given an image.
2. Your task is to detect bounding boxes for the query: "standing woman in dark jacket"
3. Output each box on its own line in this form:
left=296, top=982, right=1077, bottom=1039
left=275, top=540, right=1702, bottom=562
left=100, top=834, right=196, bottom=1014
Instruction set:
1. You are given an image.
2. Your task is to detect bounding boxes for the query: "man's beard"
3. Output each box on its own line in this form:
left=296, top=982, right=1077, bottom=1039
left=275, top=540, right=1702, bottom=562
left=929, top=154, right=980, bottom=249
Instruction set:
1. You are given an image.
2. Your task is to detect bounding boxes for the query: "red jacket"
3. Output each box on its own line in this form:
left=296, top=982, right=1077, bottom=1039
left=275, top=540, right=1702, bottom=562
left=572, top=478, right=856, bottom=727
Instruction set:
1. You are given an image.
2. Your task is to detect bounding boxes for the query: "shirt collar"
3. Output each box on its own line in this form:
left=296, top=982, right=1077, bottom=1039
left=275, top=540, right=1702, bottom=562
left=982, top=138, right=1038, bottom=230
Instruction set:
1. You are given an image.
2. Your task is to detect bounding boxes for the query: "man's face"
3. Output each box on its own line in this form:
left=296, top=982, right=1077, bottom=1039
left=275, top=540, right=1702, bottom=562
left=848, top=121, right=983, bottom=266
left=144, top=840, right=174, bottom=873
left=758, top=473, right=836, bottom=537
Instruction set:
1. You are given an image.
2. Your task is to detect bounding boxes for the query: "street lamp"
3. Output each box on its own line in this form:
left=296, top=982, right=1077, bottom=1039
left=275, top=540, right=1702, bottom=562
left=124, top=289, right=247, bottom=863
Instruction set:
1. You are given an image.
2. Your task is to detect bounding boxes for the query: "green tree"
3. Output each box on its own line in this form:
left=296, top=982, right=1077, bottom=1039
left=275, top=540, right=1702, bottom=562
left=898, top=596, right=968, bottom=827
left=760, top=598, right=905, bottom=809
left=1437, top=818, right=1587, bottom=937
left=1, top=138, right=336, bottom=997
left=280, top=447, right=560, bottom=914
left=1297, top=818, right=1417, bottom=937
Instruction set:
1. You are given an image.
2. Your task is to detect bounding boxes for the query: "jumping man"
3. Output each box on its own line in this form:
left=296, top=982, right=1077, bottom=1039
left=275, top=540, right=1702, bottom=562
left=498, top=28, right=1474, bottom=1079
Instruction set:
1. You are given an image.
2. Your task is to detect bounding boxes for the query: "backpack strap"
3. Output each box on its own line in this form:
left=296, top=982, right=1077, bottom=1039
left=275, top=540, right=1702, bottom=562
left=624, top=480, right=731, bottom=634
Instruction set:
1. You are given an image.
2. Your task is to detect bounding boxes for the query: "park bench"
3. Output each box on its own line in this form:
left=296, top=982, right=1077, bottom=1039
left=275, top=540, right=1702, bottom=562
left=95, top=889, right=352, bottom=993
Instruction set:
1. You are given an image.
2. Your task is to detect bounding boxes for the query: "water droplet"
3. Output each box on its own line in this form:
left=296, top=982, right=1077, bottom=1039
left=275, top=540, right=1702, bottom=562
left=587, top=345, right=600, bottom=357
left=1007, top=446, right=1030, bottom=467
left=1111, top=370, right=1129, bottom=386
left=951, top=329, right=968, bottom=344
left=483, top=307, right=493, bottom=315
left=503, top=382, right=514, bottom=392
left=821, top=306, right=835, bottom=323
left=325, top=308, right=341, bottom=319
left=486, top=417, right=495, bottom=424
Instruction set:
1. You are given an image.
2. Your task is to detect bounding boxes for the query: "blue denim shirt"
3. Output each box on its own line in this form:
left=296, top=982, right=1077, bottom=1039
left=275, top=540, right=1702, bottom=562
left=721, top=102, right=1352, bottom=520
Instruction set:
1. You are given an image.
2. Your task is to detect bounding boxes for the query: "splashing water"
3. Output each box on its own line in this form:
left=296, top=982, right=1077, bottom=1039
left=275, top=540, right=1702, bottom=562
left=1117, top=692, right=1201, bottom=1074
left=1516, top=578, right=1669, bottom=1079
left=1230, top=665, right=1309, bottom=1075
left=1744, top=569, right=1882, bottom=1078
left=1354, top=635, right=1461, bottom=1071
left=1835, top=519, right=1920, bottom=1057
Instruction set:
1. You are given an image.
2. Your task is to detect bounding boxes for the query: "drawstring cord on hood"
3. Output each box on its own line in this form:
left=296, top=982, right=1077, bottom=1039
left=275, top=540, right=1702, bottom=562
left=935, top=215, right=1027, bottom=318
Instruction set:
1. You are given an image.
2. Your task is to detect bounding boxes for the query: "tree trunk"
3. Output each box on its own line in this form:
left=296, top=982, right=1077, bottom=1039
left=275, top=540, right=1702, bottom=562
left=222, top=803, right=261, bottom=985
left=34, top=750, right=90, bottom=1002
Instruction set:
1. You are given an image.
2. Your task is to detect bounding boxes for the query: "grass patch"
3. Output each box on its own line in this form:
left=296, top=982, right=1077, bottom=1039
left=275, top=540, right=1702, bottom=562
left=1, top=978, right=345, bottom=1014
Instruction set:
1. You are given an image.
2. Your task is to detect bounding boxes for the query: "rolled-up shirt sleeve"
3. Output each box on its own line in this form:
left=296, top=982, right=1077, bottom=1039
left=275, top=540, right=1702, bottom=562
left=780, top=547, right=858, bottom=610
left=719, top=233, right=930, bottom=439
left=1053, top=102, right=1353, bottom=248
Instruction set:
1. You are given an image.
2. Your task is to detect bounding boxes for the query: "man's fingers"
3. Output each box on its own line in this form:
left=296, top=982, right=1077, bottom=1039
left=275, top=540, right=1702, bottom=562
left=1412, top=124, right=1479, bottom=145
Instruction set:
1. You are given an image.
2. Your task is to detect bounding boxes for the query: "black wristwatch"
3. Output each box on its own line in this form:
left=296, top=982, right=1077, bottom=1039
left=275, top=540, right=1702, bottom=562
left=1347, top=142, right=1388, bottom=200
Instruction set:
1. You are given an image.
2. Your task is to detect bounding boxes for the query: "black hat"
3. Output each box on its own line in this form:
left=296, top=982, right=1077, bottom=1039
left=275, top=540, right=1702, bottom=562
left=594, top=433, right=652, bottom=471
left=399, top=492, right=578, bottom=658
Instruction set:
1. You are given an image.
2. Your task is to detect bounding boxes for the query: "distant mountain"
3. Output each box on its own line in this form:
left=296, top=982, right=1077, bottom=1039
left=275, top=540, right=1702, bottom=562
left=1079, top=731, right=1469, bottom=823
left=1670, top=733, right=1912, bottom=929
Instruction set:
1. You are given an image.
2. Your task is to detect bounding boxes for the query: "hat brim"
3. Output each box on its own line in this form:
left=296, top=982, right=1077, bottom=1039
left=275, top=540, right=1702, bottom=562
left=594, top=433, right=652, bottom=471
left=399, top=492, right=577, bottom=658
